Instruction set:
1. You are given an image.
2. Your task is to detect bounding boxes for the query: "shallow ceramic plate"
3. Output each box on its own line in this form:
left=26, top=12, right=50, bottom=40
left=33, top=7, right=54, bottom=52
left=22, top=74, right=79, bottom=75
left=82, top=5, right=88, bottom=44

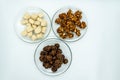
left=34, top=38, right=72, bottom=76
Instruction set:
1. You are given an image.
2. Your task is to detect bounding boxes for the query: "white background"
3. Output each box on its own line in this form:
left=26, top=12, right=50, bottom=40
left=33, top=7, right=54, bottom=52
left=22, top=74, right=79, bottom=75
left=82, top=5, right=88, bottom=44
left=0, top=0, right=120, bottom=80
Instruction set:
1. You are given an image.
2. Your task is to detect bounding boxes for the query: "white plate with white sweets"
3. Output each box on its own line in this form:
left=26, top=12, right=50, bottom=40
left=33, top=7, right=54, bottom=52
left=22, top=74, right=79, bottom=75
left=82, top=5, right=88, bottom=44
left=14, top=7, right=51, bottom=43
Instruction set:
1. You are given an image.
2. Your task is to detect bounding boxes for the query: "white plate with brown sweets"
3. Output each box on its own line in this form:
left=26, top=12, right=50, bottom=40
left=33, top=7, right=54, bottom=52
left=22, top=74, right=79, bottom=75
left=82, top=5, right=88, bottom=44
left=34, top=38, right=72, bottom=76
left=52, top=7, right=88, bottom=42
left=14, top=7, right=51, bottom=43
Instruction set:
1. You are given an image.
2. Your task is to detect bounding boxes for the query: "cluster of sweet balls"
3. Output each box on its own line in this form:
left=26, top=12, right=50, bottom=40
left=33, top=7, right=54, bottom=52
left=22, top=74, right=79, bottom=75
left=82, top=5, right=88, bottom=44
left=39, top=43, right=68, bottom=72
left=21, top=12, right=47, bottom=41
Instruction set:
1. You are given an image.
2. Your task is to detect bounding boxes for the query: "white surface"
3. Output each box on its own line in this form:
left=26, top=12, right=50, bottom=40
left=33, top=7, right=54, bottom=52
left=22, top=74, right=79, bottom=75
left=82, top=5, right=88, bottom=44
left=0, top=0, right=120, bottom=80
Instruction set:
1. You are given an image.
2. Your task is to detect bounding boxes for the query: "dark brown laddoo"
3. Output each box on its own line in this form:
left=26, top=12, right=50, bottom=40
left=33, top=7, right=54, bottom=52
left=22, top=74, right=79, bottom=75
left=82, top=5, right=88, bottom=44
left=43, top=63, right=51, bottom=69
left=63, top=59, right=68, bottom=64
left=40, top=51, right=47, bottom=55
left=52, top=67, right=58, bottom=72
left=46, top=55, right=52, bottom=61
left=43, top=46, right=51, bottom=52
left=57, top=49, right=62, bottom=54
left=55, top=43, right=60, bottom=48
left=50, top=50, right=56, bottom=56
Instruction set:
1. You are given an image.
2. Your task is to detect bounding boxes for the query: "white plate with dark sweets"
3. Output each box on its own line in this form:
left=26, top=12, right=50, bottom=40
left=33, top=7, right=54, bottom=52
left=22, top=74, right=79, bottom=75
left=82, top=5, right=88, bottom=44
left=34, top=38, right=72, bottom=76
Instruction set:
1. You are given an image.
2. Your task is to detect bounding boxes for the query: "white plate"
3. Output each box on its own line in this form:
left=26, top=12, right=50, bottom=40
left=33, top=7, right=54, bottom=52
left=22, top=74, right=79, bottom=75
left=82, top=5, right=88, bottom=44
left=52, top=7, right=88, bottom=42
